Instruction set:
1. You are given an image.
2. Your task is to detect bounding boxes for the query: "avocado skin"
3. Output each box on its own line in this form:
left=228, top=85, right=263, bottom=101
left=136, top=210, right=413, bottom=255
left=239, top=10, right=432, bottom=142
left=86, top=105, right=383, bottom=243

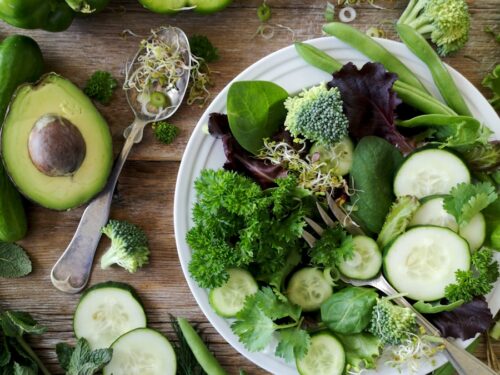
left=2, top=73, right=113, bottom=211
left=139, top=0, right=232, bottom=14
left=0, top=35, right=44, bottom=241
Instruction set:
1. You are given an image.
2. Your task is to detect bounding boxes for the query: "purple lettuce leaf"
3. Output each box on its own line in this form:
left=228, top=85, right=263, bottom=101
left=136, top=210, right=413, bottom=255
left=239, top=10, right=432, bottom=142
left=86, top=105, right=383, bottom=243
left=328, top=62, right=414, bottom=154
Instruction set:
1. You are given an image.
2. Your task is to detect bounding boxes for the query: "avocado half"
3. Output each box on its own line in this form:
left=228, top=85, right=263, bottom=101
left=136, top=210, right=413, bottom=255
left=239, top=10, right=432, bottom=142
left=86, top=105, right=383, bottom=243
left=1, top=73, right=113, bottom=211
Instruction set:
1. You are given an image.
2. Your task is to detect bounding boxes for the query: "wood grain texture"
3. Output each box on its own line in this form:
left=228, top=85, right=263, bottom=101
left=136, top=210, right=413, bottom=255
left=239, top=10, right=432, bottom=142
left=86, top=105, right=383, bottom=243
left=0, top=0, right=498, bottom=374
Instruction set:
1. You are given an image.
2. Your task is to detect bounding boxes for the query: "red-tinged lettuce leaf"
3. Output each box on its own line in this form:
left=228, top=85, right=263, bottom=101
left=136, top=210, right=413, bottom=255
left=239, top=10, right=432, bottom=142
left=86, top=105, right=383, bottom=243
left=327, top=62, right=414, bottom=154
left=208, top=113, right=287, bottom=188
left=426, top=297, right=493, bottom=340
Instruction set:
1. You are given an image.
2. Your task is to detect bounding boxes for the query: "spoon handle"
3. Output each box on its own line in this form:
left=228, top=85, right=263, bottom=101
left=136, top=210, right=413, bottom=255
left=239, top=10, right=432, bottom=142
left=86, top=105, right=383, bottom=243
left=51, top=118, right=147, bottom=293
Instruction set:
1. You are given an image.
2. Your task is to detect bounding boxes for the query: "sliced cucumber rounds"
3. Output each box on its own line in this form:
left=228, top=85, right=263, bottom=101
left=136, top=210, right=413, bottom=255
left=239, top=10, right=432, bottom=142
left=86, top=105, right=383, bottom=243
left=287, top=268, right=333, bottom=312
left=103, top=328, right=176, bottom=375
left=209, top=268, right=258, bottom=318
left=384, top=226, right=470, bottom=301
left=309, top=136, right=354, bottom=176
left=459, top=213, right=486, bottom=251
left=410, top=197, right=459, bottom=231
left=394, top=149, right=470, bottom=198
left=338, top=236, right=382, bottom=280
left=296, top=333, right=345, bottom=375
left=74, top=282, right=147, bottom=349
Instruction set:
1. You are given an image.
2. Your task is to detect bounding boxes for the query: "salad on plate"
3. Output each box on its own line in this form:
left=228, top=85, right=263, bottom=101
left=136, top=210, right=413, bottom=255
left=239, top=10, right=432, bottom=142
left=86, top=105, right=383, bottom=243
left=182, top=22, right=500, bottom=375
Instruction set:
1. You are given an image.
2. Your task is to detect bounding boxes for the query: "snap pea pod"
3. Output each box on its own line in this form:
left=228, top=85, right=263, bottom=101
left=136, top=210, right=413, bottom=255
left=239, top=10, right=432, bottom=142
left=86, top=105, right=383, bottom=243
left=322, top=22, right=429, bottom=94
left=397, top=114, right=479, bottom=128
left=396, top=23, right=472, bottom=116
left=294, top=42, right=456, bottom=116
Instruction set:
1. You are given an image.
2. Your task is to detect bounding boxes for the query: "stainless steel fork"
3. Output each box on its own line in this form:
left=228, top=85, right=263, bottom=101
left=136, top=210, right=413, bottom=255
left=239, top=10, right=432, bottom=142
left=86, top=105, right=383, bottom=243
left=302, top=194, right=496, bottom=375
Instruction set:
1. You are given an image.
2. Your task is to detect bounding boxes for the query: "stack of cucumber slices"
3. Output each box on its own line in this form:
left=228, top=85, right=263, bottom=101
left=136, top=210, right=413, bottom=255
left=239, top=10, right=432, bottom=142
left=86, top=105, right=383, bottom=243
left=74, top=282, right=176, bottom=375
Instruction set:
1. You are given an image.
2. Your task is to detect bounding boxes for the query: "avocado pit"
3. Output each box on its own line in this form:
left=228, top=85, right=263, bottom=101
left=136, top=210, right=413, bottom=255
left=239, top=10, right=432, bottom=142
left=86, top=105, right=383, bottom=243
left=28, top=114, right=86, bottom=177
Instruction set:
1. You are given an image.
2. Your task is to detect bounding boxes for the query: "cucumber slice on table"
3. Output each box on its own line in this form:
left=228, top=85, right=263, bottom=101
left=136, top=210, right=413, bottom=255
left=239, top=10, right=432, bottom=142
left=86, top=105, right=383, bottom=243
left=394, top=149, right=470, bottom=198
left=74, top=282, right=147, bottom=349
left=338, top=236, right=382, bottom=280
left=209, top=268, right=258, bottom=318
left=410, top=197, right=486, bottom=251
left=384, top=226, right=470, bottom=301
left=103, top=328, right=176, bottom=375
left=287, top=268, right=333, bottom=312
left=296, top=332, right=345, bottom=375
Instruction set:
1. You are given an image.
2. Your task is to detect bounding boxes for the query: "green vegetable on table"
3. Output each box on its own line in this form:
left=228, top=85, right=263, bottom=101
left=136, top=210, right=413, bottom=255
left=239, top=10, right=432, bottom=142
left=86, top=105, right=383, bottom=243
left=397, top=0, right=470, bottom=56
left=284, top=83, right=349, bottom=144
left=0, top=310, right=50, bottom=375
left=152, top=121, right=179, bottom=145
left=377, top=195, right=420, bottom=248
left=322, top=22, right=429, bottom=94
left=397, top=23, right=471, bottom=116
left=83, top=71, right=117, bottom=105
left=138, top=0, right=232, bottom=14
left=0, top=0, right=109, bottom=32
left=482, top=64, right=500, bottom=110
left=0, top=243, right=32, bottom=278
left=189, top=35, right=219, bottom=63
left=56, top=338, right=112, bottom=375
left=100, top=219, right=150, bottom=273
left=257, top=1, right=271, bottom=23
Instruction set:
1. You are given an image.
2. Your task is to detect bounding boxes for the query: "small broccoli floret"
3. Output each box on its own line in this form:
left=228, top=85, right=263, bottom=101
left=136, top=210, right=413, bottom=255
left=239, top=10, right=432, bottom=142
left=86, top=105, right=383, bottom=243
left=152, top=121, right=179, bottom=145
left=284, top=83, right=349, bottom=144
left=368, top=296, right=418, bottom=345
left=398, top=0, right=470, bottom=56
left=83, top=71, right=118, bottom=105
left=100, top=219, right=149, bottom=273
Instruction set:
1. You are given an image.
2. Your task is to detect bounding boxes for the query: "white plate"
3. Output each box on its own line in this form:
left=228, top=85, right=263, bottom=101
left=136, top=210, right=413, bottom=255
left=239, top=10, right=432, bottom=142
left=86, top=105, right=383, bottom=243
left=174, top=36, right=500, bottom=374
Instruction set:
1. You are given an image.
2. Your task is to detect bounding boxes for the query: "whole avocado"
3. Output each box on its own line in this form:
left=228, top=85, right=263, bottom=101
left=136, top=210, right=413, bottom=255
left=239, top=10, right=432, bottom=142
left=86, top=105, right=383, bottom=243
left=0, top=35, right=44, bottom=241
left=0, top=0, right=109, bottom=32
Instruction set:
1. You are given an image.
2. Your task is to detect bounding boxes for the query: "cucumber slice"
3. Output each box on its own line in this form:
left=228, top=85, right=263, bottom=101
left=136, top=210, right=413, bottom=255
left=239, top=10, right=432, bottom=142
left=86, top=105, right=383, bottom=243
left=209, top=268, right=258, bottom=318
left=74, top=282, right=147, bottom=349
left=296, top=332, right=345, bottom=375
left=394, top=149, right=470, bottom=198
left=459, top=213, right=486, bottom=252
left=338, top=236, right=382, bottom=280
left=384, top=226, right=470, bottom=301
left=287, top=268, right=332, bottom=312
left=103, top=328, right=176, bottom=375
left=309, top=136, right=354, bottom=176
left=410, top=197, right=459, bottom=231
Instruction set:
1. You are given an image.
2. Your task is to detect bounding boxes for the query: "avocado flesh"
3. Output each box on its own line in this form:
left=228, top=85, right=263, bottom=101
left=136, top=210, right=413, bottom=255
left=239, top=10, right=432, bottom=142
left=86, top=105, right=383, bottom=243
left=1, top=73, right=113, bottom=211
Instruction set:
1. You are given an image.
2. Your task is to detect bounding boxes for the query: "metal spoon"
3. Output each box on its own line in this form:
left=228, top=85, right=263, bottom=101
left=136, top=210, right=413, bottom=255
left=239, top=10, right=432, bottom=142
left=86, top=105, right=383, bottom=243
left=51, top=26, right=191, bottom=293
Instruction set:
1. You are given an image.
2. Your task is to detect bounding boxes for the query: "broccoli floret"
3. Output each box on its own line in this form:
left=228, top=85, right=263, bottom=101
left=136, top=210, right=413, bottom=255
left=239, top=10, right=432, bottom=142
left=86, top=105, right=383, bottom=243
left=100, top=219, right=149, bottom=273
left=284, top=83, right=349, bottom=144
left=397, top=0, right=470, bottom=56
left=83, top=71, right=118, bottom=105
left=368, top=296, right=418, bottom=345
left=152, top=121, right=179, bottom=144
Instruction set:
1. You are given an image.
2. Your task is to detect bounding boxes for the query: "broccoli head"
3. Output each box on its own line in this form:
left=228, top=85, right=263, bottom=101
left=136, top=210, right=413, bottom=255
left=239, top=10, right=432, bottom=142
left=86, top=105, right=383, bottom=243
left=100, top=219, right=149, bottom=273
left=152, top=121, right=179, bottom=145
left=284, top=83, right=349, bottom=144
left=83, top=71, right=118, bottom=105
left=398, top=0, right=470, bottom=56
left=368, top=296, right=418, bottom=345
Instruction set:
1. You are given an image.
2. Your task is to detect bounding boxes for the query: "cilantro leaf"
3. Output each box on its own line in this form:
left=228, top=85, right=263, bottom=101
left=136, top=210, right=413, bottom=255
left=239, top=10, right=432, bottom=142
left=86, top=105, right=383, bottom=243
left=309, top=226, right=353, bottom=268
left=275, top=328, right=310, bottom=362
left=0, top=243, right=32, bottom=278
left=65, top=338, right=112, bottom=375
left=254, top=287, right=301, bottom=321
left=445, top=247, right=499, bottom=302
left=443, top=182, right=498, bottom=226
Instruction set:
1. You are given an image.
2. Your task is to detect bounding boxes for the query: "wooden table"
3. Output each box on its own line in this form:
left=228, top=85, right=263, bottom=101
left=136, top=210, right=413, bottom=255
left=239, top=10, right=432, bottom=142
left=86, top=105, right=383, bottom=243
left=0, top=0, right=498, bottom=373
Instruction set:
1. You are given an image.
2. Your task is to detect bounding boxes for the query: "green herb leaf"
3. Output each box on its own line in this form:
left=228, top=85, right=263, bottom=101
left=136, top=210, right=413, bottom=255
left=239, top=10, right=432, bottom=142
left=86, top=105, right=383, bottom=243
left=66, top=338, right=112, bottom=375
left=336, top=333, right=381, bottom=372
left=275, top=327, right=310, bottom=362
left=254, top=287, right=301, bottom=321
left=188, top=35, right=219, bottom=63
left=0, top=336, right=10, bottom=366
left=443, top=182, right=498, bottom=226
left=0, top=311, right=46, bottom=337
left=56, top=342, right=74, bottom=372
left=13, top=363, right=36, bottom=375
left=0, top=243, right=32, bottom=278
left=309, top=226, right=353, bottom=268
left=413, top=299, right=464, bottom=314
left=83, top=71, right=117, bottom=105
left=482, top=64, right=500, bottom=109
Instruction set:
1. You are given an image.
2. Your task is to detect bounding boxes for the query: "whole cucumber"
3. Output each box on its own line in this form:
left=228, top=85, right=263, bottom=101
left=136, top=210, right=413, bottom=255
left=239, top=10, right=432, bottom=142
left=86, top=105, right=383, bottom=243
left=0, top=35, right=44, bottom=241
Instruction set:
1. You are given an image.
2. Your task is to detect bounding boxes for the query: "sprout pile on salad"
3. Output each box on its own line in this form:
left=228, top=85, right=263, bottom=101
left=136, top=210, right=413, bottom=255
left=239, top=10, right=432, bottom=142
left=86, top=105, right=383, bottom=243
left=186, top=59, right=499, bottom=374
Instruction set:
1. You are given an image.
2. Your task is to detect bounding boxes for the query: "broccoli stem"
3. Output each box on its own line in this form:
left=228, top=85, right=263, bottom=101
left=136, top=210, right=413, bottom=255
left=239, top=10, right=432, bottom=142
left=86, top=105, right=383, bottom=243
left=100, top=249, right=117, bottom=270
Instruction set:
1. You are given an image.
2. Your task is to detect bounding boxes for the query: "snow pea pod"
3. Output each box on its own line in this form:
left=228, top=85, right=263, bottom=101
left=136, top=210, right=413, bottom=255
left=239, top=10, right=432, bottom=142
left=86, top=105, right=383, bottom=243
left=322, top=22, right=429, bottom=94
left=397, top=23, right=472, bottom=116
left=294, top=42, right=456, bottom=116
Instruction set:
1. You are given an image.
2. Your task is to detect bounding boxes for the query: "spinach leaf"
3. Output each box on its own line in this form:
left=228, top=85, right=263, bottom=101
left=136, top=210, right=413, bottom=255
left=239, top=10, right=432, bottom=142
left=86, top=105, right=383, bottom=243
left=227, top=81, right=288, bottom=154
left=350, top=136, right=404, bottom=234
left=336, top=332, right=381, bottom=371
left=320, top=286, right=377, bottom=334
left=413, top=299, right=464, bottom=314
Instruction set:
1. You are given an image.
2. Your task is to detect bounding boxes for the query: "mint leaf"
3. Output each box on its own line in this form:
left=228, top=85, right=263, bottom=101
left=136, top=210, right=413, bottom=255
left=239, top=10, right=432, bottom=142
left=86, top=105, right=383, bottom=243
left=0, top=311, right=46, bottom=337
left=0, top=243, right=32, bottom=278
left=13, top=362, right=36, bottom=375
left=275, top=328, right=310, bottom=362
left=67, top=338, right=112, bottom=375
left=254, top=288, right=301, bottom=321
left=443, top=182, right=498, bottom=225
left=56, top=342, right=74, bottom=371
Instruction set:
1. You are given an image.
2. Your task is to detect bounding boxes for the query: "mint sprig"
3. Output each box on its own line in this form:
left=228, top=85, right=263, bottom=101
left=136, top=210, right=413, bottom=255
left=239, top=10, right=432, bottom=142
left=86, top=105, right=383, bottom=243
left=0, top=243, right=32, bottom=278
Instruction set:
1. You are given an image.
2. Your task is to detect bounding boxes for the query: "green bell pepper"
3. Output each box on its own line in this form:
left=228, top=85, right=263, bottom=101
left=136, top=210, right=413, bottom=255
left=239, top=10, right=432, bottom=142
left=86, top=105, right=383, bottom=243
left=0, top=0, right=109, bottom=32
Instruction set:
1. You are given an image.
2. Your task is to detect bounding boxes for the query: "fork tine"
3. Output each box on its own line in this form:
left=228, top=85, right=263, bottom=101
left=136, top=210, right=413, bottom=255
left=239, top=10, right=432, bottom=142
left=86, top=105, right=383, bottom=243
left=305, top=217, right=324, bottom=236
left=316, top=202, right=335, bottom=227
left=302, top=229, right=317, bottom=247
left=326, top=194, right=365, bottom=236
